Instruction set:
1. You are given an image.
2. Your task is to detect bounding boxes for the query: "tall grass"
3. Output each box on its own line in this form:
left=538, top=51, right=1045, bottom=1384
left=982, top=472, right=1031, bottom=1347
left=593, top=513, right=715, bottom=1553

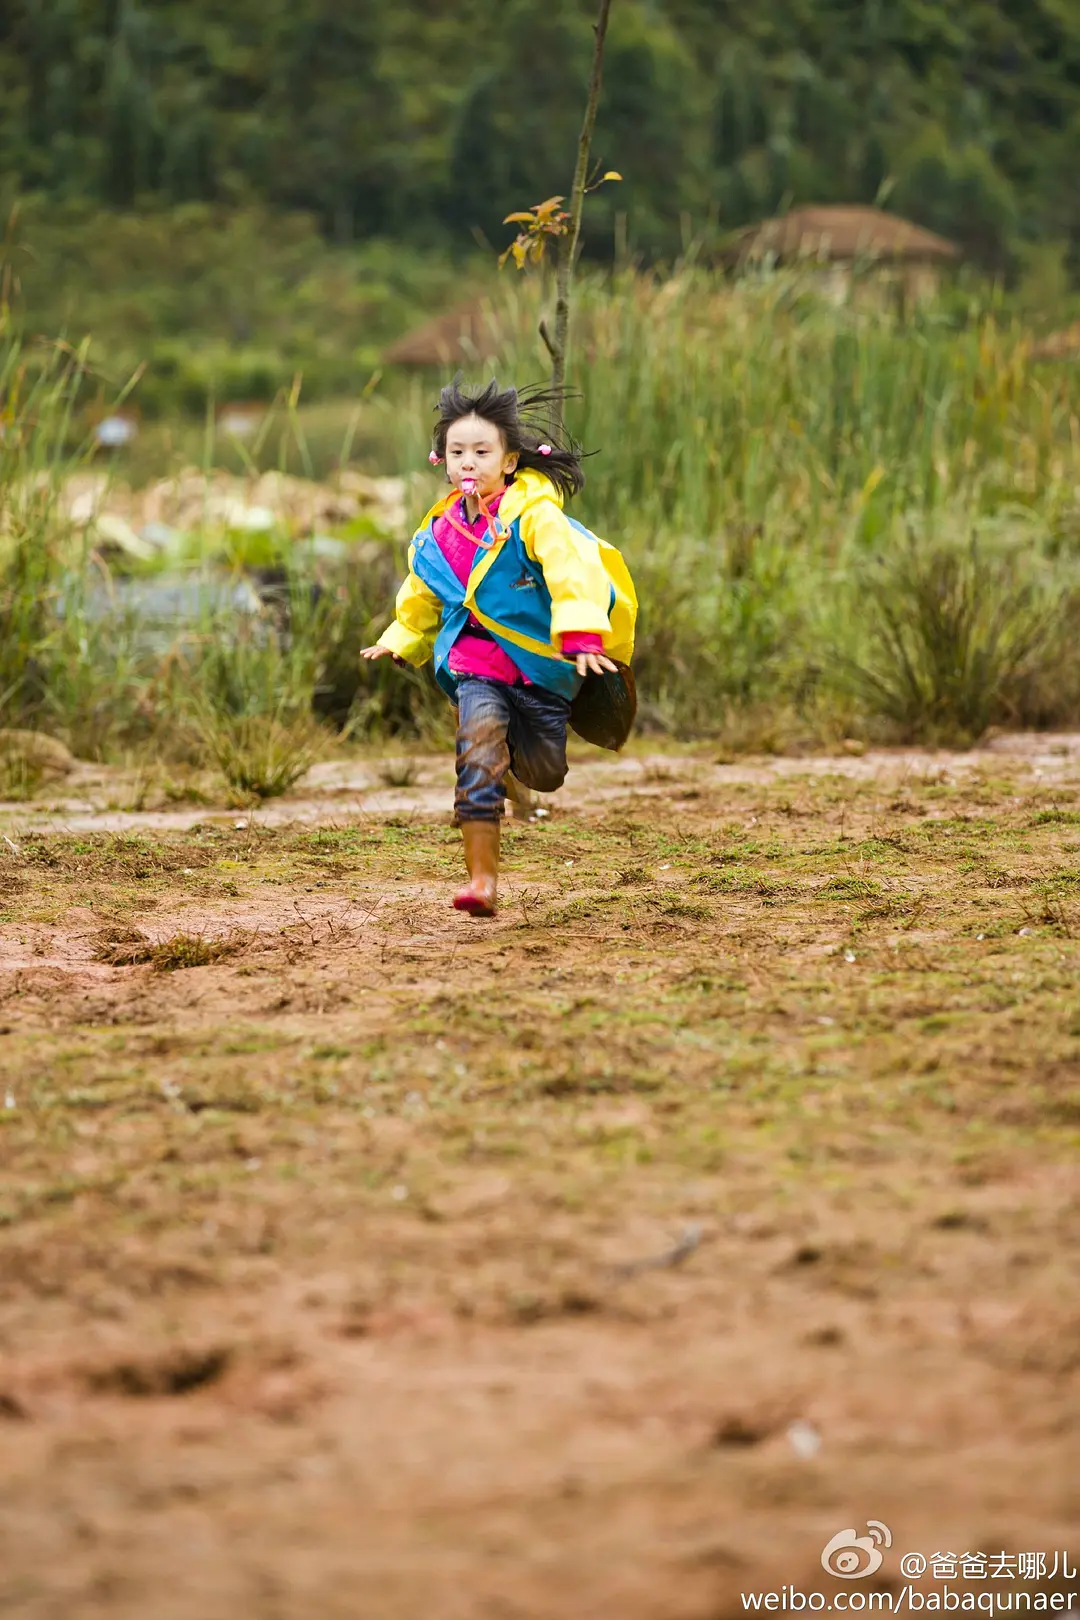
left=390, top=266, right=1080, bottom=742
left=0, top=327, right=91, bottom=718
left=0, top=306, right=450, bottom=789
left=4, top=266, right=1080, bottom=780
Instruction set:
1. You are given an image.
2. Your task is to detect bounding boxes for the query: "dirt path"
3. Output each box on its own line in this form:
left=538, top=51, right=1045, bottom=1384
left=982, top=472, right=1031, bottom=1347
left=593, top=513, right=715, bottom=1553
left=1, top=736, right=1078, bottom=1619
left=5, top=728, right=1080, bottom=835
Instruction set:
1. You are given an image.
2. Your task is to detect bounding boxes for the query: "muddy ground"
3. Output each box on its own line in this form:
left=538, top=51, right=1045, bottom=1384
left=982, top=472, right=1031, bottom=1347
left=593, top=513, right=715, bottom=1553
left=1, top=735, right=1078, bottom=1619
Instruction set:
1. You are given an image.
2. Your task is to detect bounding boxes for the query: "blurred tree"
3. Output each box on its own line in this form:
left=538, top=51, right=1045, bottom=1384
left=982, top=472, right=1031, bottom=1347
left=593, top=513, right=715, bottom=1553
left=892, top=128, right=1020, bottom=266
left=1, top=0, right=1079, bottom=270
left=593, top=3, right=711, bottom=253
left=448, top=0, right=594, bottom=244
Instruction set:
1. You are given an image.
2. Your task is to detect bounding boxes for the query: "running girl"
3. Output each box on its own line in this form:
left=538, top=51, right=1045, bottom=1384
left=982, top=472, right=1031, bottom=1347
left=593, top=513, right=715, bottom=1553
left=361, top=379, right=636, bottom=917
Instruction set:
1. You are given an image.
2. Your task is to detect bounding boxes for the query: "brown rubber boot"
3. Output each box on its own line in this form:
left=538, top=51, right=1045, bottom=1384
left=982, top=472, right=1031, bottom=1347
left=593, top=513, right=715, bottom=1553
left=503, top=770, right=538, bottom=822
left=453, top=820, right=500, bottom=917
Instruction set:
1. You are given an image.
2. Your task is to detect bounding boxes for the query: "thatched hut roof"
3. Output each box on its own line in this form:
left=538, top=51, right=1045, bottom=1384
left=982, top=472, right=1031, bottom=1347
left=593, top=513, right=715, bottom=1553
left=382, top=297, right=520, bottom=367
left=730, top=206, right=960, bottom=268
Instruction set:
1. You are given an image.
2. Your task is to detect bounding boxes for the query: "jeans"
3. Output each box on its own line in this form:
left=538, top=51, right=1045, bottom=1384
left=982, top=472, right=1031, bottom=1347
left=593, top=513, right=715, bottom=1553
left=454, top=676, right=571, bottom=823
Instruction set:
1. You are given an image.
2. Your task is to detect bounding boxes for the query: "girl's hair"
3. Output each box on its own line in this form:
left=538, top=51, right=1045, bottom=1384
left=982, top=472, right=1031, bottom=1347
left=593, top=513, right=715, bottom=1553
left=432, top=377, right=586, bottom=502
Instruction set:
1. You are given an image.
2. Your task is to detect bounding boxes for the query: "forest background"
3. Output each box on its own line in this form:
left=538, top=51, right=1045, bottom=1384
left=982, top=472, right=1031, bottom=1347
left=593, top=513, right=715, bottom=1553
left=3, top=0, right=1080, bottom=413
left=5, top=0, right=1080, bottom=261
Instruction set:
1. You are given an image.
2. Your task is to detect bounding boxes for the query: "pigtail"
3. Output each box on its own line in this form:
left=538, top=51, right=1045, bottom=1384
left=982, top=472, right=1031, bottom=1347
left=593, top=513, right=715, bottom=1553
left=503, top=381, right=586, bottom=501
left=514, top=438, right=585, bottom=501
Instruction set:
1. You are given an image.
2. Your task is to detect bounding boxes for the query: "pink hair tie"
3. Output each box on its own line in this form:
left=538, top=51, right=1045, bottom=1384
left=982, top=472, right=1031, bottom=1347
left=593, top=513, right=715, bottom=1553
left=429, top=451, right=442, bottom=465
left=538, top=443, right=553, bottom=456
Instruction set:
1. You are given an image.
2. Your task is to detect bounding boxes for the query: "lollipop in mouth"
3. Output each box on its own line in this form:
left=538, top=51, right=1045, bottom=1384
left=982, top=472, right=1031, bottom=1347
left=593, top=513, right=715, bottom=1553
left=460, top=476, right=478, bottom=495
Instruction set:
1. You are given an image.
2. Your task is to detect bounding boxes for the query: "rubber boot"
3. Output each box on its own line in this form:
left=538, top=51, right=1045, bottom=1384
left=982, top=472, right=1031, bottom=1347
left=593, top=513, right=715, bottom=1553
left=453, top=820, right=500, bottom=917
left=503, top=770, right=538, bottom=822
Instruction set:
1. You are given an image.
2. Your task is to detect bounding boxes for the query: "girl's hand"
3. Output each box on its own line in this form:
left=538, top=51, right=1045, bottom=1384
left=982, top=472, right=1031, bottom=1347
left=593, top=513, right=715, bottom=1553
left=574, top=651, right=618, bottom=677
left=360, top=645, right=405, bottom=666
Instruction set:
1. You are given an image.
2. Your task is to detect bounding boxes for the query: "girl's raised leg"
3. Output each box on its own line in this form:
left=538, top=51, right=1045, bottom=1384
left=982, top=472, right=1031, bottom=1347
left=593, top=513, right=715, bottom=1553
left=506, top=687, right=571, bottom=794
left=503, top=770, right=537, bottom=821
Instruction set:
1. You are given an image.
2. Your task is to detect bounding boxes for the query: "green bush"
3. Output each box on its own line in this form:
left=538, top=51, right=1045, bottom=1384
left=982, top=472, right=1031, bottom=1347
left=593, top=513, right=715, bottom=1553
left=835, top=526, right=1068, bottom=744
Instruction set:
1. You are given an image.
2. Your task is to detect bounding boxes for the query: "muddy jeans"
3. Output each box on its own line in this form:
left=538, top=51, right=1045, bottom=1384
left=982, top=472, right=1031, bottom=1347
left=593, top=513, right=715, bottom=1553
left=454, top=676, right=571, bottom=823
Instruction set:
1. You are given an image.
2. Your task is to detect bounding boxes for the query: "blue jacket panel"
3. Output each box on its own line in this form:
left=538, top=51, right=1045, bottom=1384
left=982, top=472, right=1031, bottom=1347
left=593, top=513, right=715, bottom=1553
left=411, top=516, right=597, bottom=701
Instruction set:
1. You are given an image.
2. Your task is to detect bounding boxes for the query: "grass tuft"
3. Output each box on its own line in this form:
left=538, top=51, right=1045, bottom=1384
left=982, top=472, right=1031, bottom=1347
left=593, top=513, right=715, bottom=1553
left=92, top=929, right=250, bottom=971
left=835, top=533, right=1064, bottom=744
left=193, top=711, right=325, bottom=802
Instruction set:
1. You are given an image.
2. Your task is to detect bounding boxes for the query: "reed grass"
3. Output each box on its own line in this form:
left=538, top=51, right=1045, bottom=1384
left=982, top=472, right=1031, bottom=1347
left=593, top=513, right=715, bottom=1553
left=3, top=266, right=1080, bottom=777
left=470, top=267, right=1080, bottom=742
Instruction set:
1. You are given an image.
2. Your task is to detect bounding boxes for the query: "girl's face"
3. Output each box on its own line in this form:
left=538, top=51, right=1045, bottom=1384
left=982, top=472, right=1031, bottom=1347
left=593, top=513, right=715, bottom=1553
left=444, top=413, right=518, bottom=499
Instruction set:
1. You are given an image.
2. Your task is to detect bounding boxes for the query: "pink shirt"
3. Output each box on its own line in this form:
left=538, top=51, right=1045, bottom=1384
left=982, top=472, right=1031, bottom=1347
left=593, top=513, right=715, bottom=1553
left=433, top=490, right=603, bottom=685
